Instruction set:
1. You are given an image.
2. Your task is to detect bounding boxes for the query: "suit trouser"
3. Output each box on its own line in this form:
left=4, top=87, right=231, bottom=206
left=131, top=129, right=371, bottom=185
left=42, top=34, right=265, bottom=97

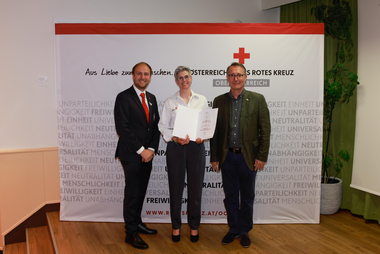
left=166, top=141, right=205, bottom=230
left=121, top=160, right=152, bottom=235
left=221, top=151, right=257, bottom=234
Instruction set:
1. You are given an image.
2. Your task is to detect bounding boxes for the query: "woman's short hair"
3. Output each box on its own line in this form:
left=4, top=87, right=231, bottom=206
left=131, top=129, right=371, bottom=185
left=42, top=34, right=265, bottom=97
left=174, top=66, right=191, bottom=79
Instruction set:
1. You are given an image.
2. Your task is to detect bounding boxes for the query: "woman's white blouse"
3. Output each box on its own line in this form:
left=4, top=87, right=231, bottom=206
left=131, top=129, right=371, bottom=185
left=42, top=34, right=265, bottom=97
left=158, top=90, right=208, bottom=142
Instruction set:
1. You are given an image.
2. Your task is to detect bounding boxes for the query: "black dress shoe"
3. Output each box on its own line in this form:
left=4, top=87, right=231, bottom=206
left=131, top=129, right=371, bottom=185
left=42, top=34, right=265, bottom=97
left=240, top=234, right=251, bottom=248
left=125, top=232, right=149, bottom=249
left=222, top=232, right=239, bottom=245
left=137, top=223, right=158, bottom=234
left=190, top=233, right=199, bottom=242
left=172, top=234, right=180, bottom=242
left=172, top=228, right=180, bottom=242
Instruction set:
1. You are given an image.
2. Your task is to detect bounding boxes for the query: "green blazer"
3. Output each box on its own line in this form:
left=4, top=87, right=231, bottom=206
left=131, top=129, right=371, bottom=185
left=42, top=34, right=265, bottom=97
left=210, top=90, right=271, bottom=171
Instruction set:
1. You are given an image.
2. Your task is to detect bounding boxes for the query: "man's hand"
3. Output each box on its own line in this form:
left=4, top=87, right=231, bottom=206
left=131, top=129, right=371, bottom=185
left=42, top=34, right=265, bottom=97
left=141, top=149, right=154, bottom=162
left=254, top=159, right=265, bottom=171
left=195, top=138, right=203, bottom=144
left=211, top=162, right=220, bottom=173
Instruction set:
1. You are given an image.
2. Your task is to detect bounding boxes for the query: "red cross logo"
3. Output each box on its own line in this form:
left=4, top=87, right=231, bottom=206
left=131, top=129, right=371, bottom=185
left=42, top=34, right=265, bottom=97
left=233, top=48, right=250, bottom=64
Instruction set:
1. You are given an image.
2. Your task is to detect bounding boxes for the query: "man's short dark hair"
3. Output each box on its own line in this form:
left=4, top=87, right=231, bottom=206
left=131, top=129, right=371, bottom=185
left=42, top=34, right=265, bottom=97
left=132, top=62, right=153, bottom=76
left=227, top=62, right=247, bottom=75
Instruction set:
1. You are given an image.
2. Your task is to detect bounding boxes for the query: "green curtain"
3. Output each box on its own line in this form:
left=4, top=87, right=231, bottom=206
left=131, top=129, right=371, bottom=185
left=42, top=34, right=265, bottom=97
left=281, top=0, right=380, bottom=224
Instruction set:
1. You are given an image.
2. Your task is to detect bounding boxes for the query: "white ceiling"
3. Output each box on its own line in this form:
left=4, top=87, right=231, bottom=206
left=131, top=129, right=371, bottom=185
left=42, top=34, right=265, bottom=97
left=261, top=0, right=302, bottom=10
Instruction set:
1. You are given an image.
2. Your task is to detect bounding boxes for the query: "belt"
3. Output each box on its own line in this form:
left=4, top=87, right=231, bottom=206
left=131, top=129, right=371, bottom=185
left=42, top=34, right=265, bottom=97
left=229, top=148, right=243, bottom=153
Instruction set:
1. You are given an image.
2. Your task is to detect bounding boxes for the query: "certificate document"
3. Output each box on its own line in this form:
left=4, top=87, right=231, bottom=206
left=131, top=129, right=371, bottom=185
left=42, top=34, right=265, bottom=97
left=172, top=105, right=218, bottom=141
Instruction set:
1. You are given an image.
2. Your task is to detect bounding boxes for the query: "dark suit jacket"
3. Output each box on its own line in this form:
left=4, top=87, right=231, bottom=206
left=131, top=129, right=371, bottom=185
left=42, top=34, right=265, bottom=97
left=210, top=90, right=271, bottom=171
left=114, top=85, right=160, bottom=162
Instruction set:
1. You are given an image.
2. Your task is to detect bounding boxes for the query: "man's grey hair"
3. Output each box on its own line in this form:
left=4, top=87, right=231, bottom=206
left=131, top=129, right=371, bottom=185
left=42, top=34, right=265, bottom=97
left=227, top=62, right=247, bottom=75
left=174, top=66, right=192, bottom=79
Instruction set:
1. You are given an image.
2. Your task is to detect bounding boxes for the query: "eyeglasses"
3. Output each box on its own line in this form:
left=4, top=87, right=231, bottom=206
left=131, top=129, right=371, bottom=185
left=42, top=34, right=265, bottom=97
left=227, top=74, right=245, bottom=79
left=177, top=75, right=190, bottom=81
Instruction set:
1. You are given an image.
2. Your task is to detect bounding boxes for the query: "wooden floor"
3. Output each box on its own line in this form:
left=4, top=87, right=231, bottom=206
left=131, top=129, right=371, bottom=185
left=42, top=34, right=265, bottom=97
left=5, top=209, right=380, bottom=254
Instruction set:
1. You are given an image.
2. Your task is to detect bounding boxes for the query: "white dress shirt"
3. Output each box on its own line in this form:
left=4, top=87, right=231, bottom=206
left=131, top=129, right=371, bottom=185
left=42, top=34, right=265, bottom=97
left=133, top=84, right=149, bottom=111
left=158, top=90, right=208, bottom=142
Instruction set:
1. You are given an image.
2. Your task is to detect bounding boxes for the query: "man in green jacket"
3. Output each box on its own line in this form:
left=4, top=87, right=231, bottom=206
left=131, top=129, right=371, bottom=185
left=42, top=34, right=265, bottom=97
left=210, top=62, right=271, bottom=248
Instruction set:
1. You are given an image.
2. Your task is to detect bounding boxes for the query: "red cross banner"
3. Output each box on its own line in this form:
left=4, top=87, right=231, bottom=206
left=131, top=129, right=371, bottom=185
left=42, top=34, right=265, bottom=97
left=55, top=23, right=324, bottom=224
left=234, top=48, right=250, bottom=64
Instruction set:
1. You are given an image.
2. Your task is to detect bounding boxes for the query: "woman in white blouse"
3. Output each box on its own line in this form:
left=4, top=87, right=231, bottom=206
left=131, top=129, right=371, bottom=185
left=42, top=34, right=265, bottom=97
left=158, top=66, right=208, bottom=243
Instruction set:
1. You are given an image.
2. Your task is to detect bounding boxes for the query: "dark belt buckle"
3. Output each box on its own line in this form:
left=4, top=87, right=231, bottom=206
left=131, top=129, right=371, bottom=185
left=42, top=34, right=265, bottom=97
left=231, top=148, right=242, bottom=153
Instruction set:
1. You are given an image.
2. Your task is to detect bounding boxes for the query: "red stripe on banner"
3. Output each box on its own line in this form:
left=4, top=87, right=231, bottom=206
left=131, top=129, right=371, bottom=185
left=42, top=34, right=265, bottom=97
left=55, top=23, right=324, bottom=35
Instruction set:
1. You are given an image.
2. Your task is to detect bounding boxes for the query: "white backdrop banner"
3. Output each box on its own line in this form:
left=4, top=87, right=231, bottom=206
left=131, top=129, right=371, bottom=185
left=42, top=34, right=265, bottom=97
left=55, top=23, right=324, bottom=224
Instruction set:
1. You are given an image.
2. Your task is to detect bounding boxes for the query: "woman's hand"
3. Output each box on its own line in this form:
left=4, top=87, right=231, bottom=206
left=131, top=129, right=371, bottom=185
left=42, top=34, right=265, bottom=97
left=172, top=135, right=190, bottom=145
left=195, top=138, right=203, bottom=144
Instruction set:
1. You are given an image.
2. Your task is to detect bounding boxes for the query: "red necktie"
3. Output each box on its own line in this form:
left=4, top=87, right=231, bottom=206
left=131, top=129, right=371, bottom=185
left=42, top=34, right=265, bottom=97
left=140, top=93, right=149, bottom=124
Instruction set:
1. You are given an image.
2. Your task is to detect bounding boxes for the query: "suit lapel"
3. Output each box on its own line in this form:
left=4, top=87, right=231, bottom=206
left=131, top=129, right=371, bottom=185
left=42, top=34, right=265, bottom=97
left=241, top=92, right=250, bottom=118
left=224, top=93, right=231, bottom=130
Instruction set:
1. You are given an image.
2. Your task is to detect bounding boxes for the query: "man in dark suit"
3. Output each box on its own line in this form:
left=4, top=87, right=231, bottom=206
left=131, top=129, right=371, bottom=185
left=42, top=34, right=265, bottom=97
left=114, top=62, right=160, bottom=249
left=210, top=62, right=271, bottom=248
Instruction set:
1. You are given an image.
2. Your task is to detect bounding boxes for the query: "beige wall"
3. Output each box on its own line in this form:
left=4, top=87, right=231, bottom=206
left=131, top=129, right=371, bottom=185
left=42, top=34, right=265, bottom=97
left=0, top=148, right=60, bottom=249
left=351, top=0, right=380, bottom=195
left=261, top=0, right=301, bottom=10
